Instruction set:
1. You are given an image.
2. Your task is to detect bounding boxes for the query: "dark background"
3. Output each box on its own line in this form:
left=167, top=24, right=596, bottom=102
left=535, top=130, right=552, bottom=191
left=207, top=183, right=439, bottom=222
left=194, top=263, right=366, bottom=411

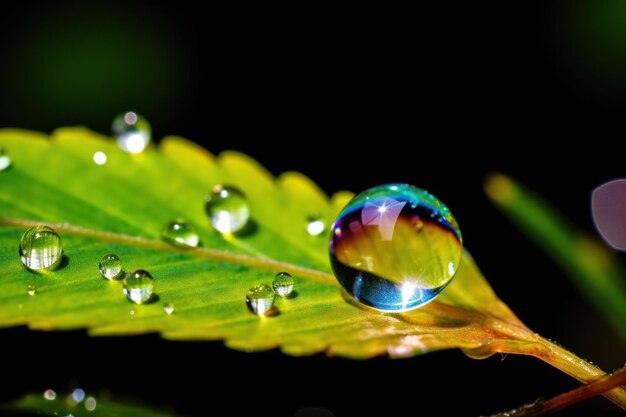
left=1, top=1, right=626, bottom=416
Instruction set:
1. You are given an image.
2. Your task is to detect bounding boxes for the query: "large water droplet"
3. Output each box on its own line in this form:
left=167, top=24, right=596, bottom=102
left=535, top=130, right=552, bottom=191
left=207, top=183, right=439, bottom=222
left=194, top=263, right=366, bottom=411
left=272, top=272, right=294, bottom=297
left=306, top=213, right=326, bottom=236
left=161, top=219, right=200, bottom=247
left=246, top=284, right=275, bottom=316
left=123, top=270, right=154, bottom=304
left=205, top=185, right=250, bottom=234
left=112, top=111, right=151, bottom=154
left=329, top=183, right=462, bottom=312
left=99, top=254, right=123, bottom=280
left=163, top=302, right=175, bottom=315
left=27, top=285, right=36, bottom=296
left=19, top=225, right=63, bottom=271
left=0, top=147, right=11, bottom=171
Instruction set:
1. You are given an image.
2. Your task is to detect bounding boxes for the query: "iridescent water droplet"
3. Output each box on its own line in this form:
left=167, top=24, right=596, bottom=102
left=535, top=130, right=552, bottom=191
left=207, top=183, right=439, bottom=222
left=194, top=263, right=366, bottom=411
left=272, top=272, right=294, bottom=297
left=112, top=111, right=151, bottom=154
left=19, top=225, right=63, bottom=271
left=93, top=151, right=107, bottom=165
left=161, top=219, right=200, bottom=247
left=246, top=284, right=275, bottom=316
left=123, top=270, right=154, bottom=304
left=329, top=183, right=462, bottom=312
left=163, top=302, right=174, bottom=315
left=43, top=389, right=56, bottom=400
left=85, top=396, right=97, bottom=411
left=205, top=185, right=250, bottom=234
left=27, top=284, right=36, bottom=296
left=306, top=213, right=326, bottom=236
left=99, top=254, right=123, bottom=280
left=0, top=147, right=11, bottom=171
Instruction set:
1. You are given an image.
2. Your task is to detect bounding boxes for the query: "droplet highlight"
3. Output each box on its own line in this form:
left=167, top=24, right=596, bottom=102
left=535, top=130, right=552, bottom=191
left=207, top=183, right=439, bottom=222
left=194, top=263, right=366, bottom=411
left=329, top=183, right=462, bottom=312
left=205, top=185, right=250, bottom=234
left=246, top=284, right=275, bottom=316
left=85, top=396, right=97, bottom=411
left=306, top=213, right=326, bottom=236
left=99, top=254, right=123, bottom=280
left=43, top=389, right=56, bottom=400
left=163, top=302, right=175, bottom=315
left=161, top=219, right=200, bottom=248
left=27, top=285, right=36, bottom=296
left=93, top=151, right=107, bottom=165
left=0, top=147, right=11, bottom=171
left=19, top=225, right=63, bottom=271
left=272, top=272, right=294, bottom=297
left=71, top=388, right=85, bottom=403
left=112, top=111, right=151, bottom=154
left=123, top=270, right=154, bottom=304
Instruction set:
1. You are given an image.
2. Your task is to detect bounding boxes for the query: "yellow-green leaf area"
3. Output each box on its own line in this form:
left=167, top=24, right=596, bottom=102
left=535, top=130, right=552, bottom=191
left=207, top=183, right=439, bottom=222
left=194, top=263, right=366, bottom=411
left=0, top=127, right=566, bottom=358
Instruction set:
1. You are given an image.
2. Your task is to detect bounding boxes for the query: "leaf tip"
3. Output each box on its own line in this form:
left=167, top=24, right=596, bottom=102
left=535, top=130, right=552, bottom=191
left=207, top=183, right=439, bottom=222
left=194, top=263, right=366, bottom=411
left=484, top=173, right=516, bottom=204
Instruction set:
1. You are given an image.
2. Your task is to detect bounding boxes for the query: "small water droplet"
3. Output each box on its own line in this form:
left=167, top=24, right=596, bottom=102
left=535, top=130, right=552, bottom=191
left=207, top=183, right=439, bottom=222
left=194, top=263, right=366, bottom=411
left=129, top=309, right=136, bottom=316
left=19, top=225, right=63, bottom=271
left=272, top=272, right=295, bottom=297
left=329, top=184, right=462, bottom=312
left=85, top=396, right=97, bottom=411
left=99, top=254, right=123, bottom=280
left=93, top=151, right=107, bottom=165
left=161, top=219, right=200, bottom=247
left=163, top=302, right=174, bottom=315
left=0, top=147, right=11, bottom=171
left=71, top=388, right=85, bottom=403
left=205, top=185, right=250, bottom=234
left=246, top=284, right=275, bottom=316
left=27, top=284, right=36, bottom=296
left=43, top=389, right=56, bottom=400
left=306, top=213, right=326, bottom=236
left=123, top=270, right=154, bottom=304
left=17, top=303, right=23, bottom=309
left=112, top=111, right=151, bottom=154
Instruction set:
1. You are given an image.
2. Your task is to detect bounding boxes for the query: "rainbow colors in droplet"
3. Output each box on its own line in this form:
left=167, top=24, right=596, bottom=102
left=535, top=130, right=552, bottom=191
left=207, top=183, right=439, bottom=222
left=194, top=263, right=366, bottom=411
left=329, top=184, right=462, bottom=312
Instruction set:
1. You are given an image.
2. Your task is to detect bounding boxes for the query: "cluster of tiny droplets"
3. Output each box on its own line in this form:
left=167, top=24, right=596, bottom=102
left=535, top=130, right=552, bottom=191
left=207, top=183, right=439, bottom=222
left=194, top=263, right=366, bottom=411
left=246, top=272, right=297, bottom=316
left=14, top=113, right=463, bottom=322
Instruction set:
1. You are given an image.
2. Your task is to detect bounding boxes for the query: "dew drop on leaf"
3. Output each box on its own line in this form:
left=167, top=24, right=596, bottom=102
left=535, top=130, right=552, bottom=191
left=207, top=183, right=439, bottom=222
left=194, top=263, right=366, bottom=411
left=19, top=225, right=63, bottom=271
left=27, top=285, right=36, bottom=296
left=205, top=185, right=250, bottom=234
left=305, top=213, right=326, bottom=236
left=112, top=111, right=151, bottom=154
left=123, top=270, right=154, bottom=304
left=163, top=302, right=175, bottom=315
left=329, top=183, right=462, bottom=312
left=0, top=146, right=11, bottom=171
left=99, top=254, right=123, bottom=281
left=272, top=272, right=294, bottom=297
left=246, top=284, right=275, bottom=316
left=161, top=219, right=200, bottom=248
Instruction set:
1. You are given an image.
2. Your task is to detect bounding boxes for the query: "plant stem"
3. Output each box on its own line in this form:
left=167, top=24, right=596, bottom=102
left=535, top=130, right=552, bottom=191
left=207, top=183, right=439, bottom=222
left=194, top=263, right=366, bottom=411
left=487, top=366, right=626, bottom=416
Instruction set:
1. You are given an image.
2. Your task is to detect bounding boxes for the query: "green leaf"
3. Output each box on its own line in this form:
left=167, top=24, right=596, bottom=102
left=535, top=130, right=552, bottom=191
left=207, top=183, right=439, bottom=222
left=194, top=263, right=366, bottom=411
left=0, top=127, right=522, bottom=358
left=485, top=173, right=626, bottom=344
left=4, top=391, right=183, bottom=417
left=1, top=128, right=626, bottom=409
